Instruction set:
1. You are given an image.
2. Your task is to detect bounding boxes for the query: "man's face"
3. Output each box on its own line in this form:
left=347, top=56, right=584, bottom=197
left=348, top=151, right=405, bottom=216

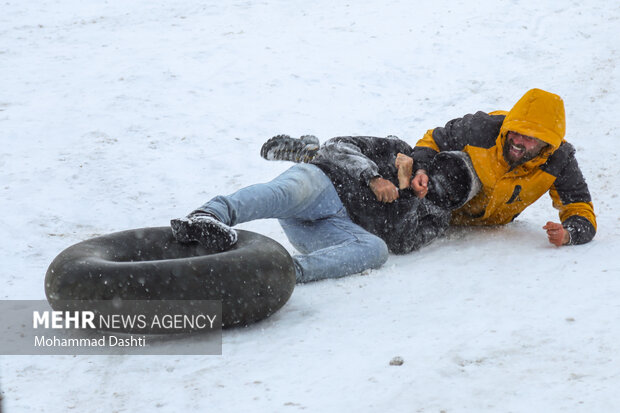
left=503, top=131, right=548, bottom=166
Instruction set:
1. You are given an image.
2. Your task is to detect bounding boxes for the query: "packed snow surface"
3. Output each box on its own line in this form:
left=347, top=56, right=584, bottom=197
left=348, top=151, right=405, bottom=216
left=1, top=0, right=620, bottom=411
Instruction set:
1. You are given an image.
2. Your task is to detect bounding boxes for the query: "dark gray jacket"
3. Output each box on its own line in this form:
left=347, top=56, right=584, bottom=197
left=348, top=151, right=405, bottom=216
left=310, top=136, right=450, bottom=254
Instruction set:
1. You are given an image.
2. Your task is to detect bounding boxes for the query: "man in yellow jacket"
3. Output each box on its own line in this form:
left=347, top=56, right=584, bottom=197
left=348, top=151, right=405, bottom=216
left=409, top=88, right=596, bottom=246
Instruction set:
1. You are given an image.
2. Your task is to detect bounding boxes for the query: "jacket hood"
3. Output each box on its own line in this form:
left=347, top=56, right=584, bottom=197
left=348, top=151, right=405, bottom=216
left=500, top=88, right=566, bottom=150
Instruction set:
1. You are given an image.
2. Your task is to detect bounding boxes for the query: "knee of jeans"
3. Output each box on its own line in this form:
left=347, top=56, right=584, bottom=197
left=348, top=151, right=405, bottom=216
left=278, top=165, right=326, bottom=204
left=364, top=236, right=389, bottom=268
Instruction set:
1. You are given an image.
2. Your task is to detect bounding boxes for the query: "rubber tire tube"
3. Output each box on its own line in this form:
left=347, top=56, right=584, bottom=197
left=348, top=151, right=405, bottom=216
left=45, top=227, right=296, bottom=330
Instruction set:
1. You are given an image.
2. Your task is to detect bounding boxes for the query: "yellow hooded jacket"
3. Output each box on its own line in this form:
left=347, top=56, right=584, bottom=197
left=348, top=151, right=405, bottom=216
left=412, top=89, right=596, bottom=244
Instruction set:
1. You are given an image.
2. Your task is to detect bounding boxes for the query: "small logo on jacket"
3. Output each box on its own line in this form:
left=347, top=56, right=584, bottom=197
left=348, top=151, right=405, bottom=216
left=506, top=185, right=523, bottom=204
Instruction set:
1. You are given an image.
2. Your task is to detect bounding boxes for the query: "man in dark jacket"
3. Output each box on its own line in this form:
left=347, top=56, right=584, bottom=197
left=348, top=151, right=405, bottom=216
left=171, top=135, right=471, bottom=283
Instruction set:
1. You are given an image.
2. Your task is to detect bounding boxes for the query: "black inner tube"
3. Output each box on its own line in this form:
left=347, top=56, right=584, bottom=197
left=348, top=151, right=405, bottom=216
left=45, top=227, right=296, bottom=330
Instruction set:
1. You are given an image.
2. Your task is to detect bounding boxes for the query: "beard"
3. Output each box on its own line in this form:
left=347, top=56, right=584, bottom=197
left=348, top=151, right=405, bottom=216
left=502, top=137, right=546, bottom=167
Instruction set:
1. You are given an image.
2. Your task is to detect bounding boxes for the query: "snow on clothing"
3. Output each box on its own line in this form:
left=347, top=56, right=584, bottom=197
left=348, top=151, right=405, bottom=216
left=310, top=136, right=450, bottom=254
left=197, top=135, right=450, bottom=282
left=412, top=88, right=596, bottom=245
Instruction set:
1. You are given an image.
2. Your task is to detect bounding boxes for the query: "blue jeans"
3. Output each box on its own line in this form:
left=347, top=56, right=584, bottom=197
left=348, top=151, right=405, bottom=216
left=197, top=164, right=389, bottom=283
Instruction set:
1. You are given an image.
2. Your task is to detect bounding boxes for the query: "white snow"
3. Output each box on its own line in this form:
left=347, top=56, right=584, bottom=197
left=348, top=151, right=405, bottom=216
left=2, top=0, right=620, bottom=411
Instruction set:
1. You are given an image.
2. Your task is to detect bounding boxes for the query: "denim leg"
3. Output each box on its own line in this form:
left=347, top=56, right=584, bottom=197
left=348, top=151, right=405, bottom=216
left=196, top=164, right=343, bottom=225
left=280, top=215, right=389, bottom=283
left=195, top=163, right=389, bottom=282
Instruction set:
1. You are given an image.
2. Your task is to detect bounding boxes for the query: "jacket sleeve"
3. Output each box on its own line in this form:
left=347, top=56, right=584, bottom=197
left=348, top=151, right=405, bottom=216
left=312, top=138, right=381, bottom=184
left=412, top=111, right=505, bottom=172
left=548, top=153, right=597, bottom=245
left=311, top=135, right=416, bottom=184
left=386, top=199, right=451, bottom=254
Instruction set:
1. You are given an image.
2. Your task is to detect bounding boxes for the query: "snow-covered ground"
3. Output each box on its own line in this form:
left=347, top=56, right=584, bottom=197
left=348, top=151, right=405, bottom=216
left=2, top=0, right=620, bottom=411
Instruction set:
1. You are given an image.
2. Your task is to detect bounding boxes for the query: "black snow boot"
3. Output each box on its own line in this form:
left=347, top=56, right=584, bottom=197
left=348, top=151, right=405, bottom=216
left=170, top=212, right=238, bottom=252
left=260, top=134, right=320, bottom=163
